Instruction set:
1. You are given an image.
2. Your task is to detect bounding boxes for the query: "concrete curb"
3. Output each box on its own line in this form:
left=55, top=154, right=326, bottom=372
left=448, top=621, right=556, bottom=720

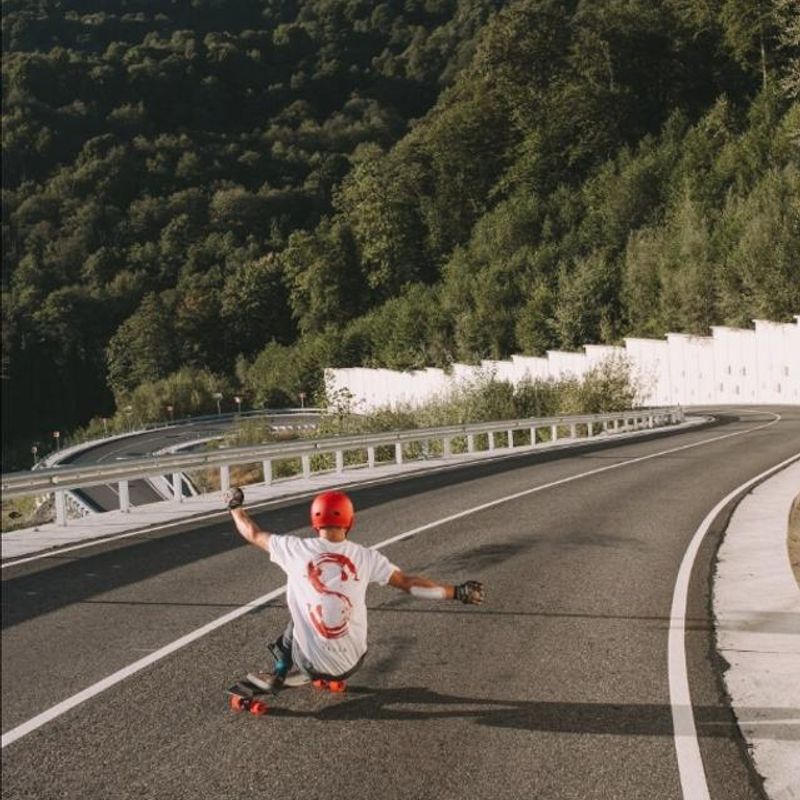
left=714, top=460, right=800, bottom=800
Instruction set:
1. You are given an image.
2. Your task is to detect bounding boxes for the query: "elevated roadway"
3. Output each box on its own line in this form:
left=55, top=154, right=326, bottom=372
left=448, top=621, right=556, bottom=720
left=2, top=408, right=798, bottom=799
left=57, top=412, right=320, bottom=512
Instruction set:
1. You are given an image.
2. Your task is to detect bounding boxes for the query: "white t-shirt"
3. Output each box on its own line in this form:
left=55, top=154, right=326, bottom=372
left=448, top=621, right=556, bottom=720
left=269, top=535, right=397, bottom=676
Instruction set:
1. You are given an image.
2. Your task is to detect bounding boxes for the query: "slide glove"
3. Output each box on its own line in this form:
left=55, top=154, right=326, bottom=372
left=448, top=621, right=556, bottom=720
left=454, top=581, right=485, bottom=605
left=226, top=487, right=245, bottom=510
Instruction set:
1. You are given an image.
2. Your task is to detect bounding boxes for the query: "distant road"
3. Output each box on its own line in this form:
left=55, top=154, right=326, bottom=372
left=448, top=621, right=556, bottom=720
left=60, top=412, right=320, bottom=512
left=3, top=407, right=797, bottom=799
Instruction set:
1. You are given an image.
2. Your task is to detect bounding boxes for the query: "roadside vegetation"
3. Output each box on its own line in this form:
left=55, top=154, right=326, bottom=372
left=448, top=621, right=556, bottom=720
left=193, top=356, right=641, bottom=491
left=1, top=496, right=39, bottom=533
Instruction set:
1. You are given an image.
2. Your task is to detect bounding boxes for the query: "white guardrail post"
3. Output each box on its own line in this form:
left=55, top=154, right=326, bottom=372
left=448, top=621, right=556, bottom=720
left=173, top=472, right=184, bottom=502
left=1, top=408, right=684, bottom=526
left=55, top=491, right=67, bottom=526
left=119, top=480, right=130, bottom=513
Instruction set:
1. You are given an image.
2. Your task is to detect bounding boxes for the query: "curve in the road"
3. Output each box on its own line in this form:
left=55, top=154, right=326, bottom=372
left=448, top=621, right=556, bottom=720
left=4, top=410, right=795, bottom=772
left=4, top=407, right=799, bottom=800
left=669, top=439, right=797, bottom=800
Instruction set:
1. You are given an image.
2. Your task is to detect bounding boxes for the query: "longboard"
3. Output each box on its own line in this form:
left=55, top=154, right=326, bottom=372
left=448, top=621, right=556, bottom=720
left=226, top=674, right=347, bottom=716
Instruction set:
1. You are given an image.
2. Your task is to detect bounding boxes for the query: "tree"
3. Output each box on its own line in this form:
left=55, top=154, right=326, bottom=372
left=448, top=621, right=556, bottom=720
left=622, top=227, right=666, bottom=337
left=334, top=143, right=432, bottom=296
left=555, top=253, right=622, bottom=348
left=718, top=165, right=800, bottom=323
left=515, top=283, right=557, bottom=355
left=719, top=0, right=784, bottom=89
left=106, top=293, right=177, bottom=399
left=280, top=219, right=365, bottom=334
left=220, top=254, right=294, bottom=354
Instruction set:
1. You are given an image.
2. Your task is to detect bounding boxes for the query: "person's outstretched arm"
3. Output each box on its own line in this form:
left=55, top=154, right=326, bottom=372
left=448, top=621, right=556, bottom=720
left=224, top=488, right=272, bottom=552
left=388, top=570, right=485, bottom=604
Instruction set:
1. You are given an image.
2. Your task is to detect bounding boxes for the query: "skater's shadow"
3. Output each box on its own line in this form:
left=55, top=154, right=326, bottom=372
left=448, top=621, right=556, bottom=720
left=269, top=684, right=800, bottom=741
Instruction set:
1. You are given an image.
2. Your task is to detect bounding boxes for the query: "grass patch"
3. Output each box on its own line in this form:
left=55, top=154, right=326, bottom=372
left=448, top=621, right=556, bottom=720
left=193, top=356, right=645, bottom=487
left=789, top=493, right=800, bottom=588
left=1, top=496, right=42, bottom=532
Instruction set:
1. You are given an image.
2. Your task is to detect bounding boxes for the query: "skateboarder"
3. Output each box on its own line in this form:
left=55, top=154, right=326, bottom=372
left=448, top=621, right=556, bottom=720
left=225, top=487, right=484, bottom=692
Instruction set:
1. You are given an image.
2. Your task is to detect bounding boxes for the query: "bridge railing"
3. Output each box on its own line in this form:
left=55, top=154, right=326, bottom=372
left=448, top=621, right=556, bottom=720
left=2, top=408, right=684, bottom=526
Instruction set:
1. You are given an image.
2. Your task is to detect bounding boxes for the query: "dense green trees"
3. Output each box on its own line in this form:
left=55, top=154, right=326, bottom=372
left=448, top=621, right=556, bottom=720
left=2, top=0, right=798, bottom=468
left=2, top=0, right=502, bottom=462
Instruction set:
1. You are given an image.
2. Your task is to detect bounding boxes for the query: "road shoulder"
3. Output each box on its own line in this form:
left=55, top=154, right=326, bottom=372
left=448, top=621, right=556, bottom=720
left=714, top=459, right=800, bottom=800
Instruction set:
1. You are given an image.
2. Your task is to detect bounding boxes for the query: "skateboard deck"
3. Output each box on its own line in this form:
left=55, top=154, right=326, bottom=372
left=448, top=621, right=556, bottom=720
left=226, top=674, right=347, bottom=716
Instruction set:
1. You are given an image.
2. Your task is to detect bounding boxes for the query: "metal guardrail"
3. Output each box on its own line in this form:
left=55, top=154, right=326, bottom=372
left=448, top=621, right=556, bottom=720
left=2, top=408, right=684, bottom=525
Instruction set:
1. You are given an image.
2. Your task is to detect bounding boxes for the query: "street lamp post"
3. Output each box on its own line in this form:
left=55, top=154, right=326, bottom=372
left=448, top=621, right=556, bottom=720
left=213, top=393, right=223, bottom=416
left=53, top=431, right=61, bottom=451
left=234, top=396, right=242, bottom=414
left=31, top=444, right=38, bottom=466
left=298, top=392, right=306, bottom=409
left=166, top=404, right=174, bottom=423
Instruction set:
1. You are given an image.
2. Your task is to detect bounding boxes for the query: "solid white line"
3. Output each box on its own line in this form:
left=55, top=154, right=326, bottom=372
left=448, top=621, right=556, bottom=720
left=0, top=412, right=785, bottom=749
left=668, top=443, right=798, bottom=800
left=0, top=586, right=285, bottom=749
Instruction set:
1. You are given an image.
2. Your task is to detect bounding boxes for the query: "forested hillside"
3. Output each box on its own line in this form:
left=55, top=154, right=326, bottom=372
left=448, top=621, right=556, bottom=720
left=2, top=0, right=799, bottom=466
left=1, top=0, right=502, bottom=463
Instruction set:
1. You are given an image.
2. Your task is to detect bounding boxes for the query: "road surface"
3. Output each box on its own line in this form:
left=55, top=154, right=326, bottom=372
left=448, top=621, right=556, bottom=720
left=2, top=408, right=797, bottom=799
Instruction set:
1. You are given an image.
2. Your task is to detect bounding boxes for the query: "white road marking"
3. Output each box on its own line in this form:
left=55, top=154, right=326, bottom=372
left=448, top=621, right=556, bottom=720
left=1, top=411, right=789, bottom=753
left=668, top=447, right=798, bottom=800
left=1, top=588, right=286, bottom=748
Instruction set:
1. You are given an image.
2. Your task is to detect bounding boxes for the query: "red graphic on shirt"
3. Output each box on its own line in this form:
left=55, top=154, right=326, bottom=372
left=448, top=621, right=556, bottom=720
left=306, top=553, right=359, bottom=639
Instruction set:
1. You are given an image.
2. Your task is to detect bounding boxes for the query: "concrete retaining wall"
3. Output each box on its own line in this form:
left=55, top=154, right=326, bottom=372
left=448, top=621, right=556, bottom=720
left=326, top=317, right=800, bottom=410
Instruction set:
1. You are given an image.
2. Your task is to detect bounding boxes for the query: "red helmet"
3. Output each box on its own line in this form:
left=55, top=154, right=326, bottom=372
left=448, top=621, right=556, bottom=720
left=310, top=491, right=354, bottom=531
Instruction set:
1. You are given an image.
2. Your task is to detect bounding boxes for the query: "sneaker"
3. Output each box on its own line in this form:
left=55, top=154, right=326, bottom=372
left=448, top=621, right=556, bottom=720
left=283, top=670, right=312, bottom=688
left=246, top=671, right=284, bottom=693
left=246, top=667, right=310, bottom=692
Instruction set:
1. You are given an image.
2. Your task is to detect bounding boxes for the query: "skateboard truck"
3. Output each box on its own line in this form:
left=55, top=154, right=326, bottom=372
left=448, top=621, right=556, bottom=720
left=312, top=679, right=347, bottom=693
left=229, top=694, right=269, bottom=716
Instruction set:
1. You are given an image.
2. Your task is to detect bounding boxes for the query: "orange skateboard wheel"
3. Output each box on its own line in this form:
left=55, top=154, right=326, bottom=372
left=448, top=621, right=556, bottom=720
left=312, top=679, right=327, bottom=689
left=249, top=700, right=269, bottom=716
left=230, top=696, right=248, bottom=712
left=327, top=681, right=346, bottom=693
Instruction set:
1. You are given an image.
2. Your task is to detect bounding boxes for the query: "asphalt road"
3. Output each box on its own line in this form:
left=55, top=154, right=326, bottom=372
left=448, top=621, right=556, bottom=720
left=2, top=408, right=798, bottom=800
left=59, top=413, right=320, bottom=511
